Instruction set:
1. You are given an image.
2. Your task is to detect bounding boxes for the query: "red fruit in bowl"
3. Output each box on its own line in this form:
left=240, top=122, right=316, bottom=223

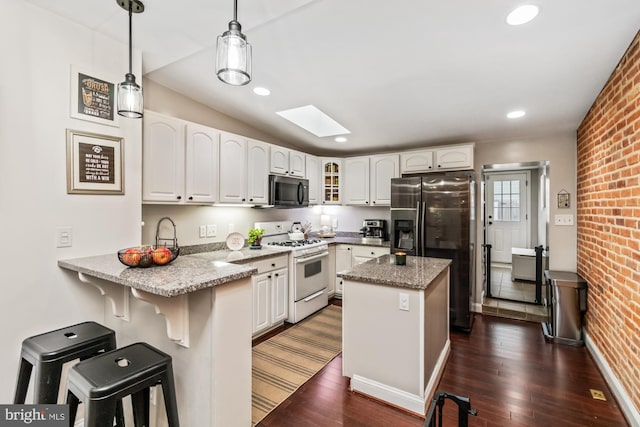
left=137, top=246, right=154, bottom=268
left=121, top=248, right=142, bottom=266
left=152, top=247, right=173, bottom=265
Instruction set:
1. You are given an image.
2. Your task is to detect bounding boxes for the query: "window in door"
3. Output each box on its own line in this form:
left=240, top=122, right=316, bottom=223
left=493, top=180, right=521, bottom=222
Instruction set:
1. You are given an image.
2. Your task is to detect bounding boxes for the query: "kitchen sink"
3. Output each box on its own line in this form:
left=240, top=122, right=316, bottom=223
left=360, top=237, right=384, bottom=245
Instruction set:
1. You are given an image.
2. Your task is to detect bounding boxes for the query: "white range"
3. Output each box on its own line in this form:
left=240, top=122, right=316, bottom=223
left=255, top=221, right=329, bottom=323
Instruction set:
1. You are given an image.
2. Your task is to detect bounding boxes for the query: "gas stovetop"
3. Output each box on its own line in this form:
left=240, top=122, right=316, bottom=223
left=267, top=239, right=323, bottom=247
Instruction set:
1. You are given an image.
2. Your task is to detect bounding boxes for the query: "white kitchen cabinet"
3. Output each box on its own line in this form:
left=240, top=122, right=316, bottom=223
left=321, top=158, right=343, bottom=204
left=351, top=245, right=389, bottom=265
left=185, top=123, right=219, bottom=203
left=344, top=156, right=370, bottom=205
left=247, top=139, right=270, bottom=204
left=400, top=149, right=434, bottom=174
left=369, top=154, right=399, bottom=206
left=434, top=144, right=474, bottom=170
left=335, top=244, right=353, bottom=296
left=270, top=146, right=306, bottom=178
left=306, top=154, right=321, bottom=205
left=326, top=245, right=336, bottom=297
left=219, top=132, right=248, bottom=203
left=142, top=111, right=186, bottom=202
left=247, top=255, right=289, bottom=336
left=143, top=111, right=219, bottom=204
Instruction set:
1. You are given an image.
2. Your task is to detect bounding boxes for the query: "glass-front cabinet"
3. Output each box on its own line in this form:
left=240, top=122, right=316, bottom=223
left=321, top=158, right=342, bottom=204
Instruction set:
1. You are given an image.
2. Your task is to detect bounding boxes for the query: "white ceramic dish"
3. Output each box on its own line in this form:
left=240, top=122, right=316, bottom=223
left=225, top=232, right=245, bottom=251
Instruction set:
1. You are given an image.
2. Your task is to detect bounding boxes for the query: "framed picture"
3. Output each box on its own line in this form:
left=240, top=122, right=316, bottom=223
left=66, top=129, right=124, bottom=195
left=70, top=65, right=119, bottom=127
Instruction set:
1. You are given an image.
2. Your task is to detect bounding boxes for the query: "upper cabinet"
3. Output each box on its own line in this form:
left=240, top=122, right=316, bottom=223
left=321, top=158, right=342, bottom=204
left=143, top=111, right=185, bottom=203
left=434, top=144, right=474, bottom=170
left=400, top=150, right=433, bottom=174
left=344, top=154, right=399, bottom=206
left=143, top=111, right=219, bottom=204
left=219, top=132, right=248, bottom=203
left=305, top=154, right=321, bottom=205
left=247, top=139, right=270, bottom=204
left=344, top=156, right=370, bottom=205
left=270, top=146, right=306, bottom=178
left=369, top=154, right=399, bottom=206
left=400, top=143, right=474, bottom=174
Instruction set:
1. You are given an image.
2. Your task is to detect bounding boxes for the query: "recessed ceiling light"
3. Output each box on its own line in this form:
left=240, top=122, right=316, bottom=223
left=335, top=136, right=347, bottom=143
left=506, top=5, right=539, bottom=26
left=253, top=87, right=270, bottom=96
left=276, top=105, right=351, bottom=137
left=507, top=110, right=526, bottom=119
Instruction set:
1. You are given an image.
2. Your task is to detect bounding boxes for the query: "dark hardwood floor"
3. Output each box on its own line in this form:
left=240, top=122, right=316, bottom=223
left=257, top=308, right=628, bottom=427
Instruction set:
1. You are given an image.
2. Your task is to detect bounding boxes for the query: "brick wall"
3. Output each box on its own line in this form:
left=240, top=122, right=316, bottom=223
left=577, top=30, right=640, bottom=412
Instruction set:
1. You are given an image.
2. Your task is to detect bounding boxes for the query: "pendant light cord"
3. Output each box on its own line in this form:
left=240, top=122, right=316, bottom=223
left=233, top=0, right=238, bottom=22
left=128, top=2, right=133, bottom=74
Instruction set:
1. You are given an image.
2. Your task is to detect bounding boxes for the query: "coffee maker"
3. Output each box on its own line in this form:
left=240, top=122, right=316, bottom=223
left=361, top=219, right=388, bottom=240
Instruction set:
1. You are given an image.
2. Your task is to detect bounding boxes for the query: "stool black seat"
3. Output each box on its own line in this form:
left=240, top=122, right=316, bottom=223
left=66, top=342, right=180, bottom=427
left=14, top=321, right=117, bottom=404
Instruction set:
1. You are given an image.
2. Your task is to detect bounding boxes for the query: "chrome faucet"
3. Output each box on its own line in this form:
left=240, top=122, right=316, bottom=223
left=155, top=217, right=178, bottom=248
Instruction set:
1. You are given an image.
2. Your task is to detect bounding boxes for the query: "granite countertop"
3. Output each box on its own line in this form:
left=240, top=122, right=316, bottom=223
left=189, top=246, right=290, bottom=263
left=311, top=233, right=391, bottom=248
left=58, top=253, right=259, bottom=297
left=337, top=254, right=451, bottom=290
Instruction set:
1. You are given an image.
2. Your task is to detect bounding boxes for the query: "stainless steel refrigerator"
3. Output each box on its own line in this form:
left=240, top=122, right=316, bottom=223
left=390, top=173, right=475, bottom=331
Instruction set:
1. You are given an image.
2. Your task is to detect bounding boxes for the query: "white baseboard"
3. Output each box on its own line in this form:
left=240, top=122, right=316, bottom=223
left=584, top=331, right=640, bottom=426
left=351, top=339, right=451, bottom=416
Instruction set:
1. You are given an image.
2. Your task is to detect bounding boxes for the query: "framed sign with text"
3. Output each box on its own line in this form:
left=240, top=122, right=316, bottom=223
left=66, top=129, right=124, bottom=195
left=70, top=65, right=119, bottom=127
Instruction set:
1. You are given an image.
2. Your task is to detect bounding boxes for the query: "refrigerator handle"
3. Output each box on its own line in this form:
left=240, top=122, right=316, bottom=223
left=415, top=201, right=421, bottom=256
left=421, top=201, right=427, bottom=257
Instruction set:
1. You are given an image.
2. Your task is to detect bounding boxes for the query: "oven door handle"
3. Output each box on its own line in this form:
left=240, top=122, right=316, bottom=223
left=303, top=289, right=325, bottom=302
left=295, top=251, right=329, bottom=263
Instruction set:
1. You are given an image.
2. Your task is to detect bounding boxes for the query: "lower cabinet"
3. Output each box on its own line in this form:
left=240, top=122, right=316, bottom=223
left=247, top=255, right=289, bottom=337
left=335, top=245, right=390, bottom=297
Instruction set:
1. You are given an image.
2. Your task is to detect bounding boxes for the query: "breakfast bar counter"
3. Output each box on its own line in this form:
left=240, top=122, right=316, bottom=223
left=338, top=254, right=451, bottom=416
left=57, top=249, right=284, bottom=427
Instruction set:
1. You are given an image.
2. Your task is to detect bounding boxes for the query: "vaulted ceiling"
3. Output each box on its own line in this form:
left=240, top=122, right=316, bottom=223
left=26, top=0, right=640, bottom=155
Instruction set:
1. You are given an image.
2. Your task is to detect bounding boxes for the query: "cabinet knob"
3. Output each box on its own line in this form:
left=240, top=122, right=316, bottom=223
left=177, top=195, right=182, bottom=200
left=188, top=196, right=193, bottom=200
left=275, top=273, right=279, bottom=277
left=373, top=201, right=376, bottom=204
left=438, top=165, right=441, bottom=168
left=371, top=251, right=374, bottom=255
left=271, top=263, right=276, bottom=267
left=347, top=248, right=351, bottom=251
left=242, top=198, right=246, bottom=202
left=285, top=171, right=289, bottom=174
left=268, top=275, right=272, bottom=279
left=249, top=198, right=253, bottom=202
left=365, top=201, right=368, bottom=204
left=428, top=166, right=432, bottom=169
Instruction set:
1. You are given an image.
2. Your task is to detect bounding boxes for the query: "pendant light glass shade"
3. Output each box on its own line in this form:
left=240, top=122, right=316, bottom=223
left=116, top=0, right=144, bottom=118
left=117, top=73, right=143, bottom=118
left=216, top=0, right=252, bottom=86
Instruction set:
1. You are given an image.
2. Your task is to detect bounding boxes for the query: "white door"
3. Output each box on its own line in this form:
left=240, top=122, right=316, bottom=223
left=344, top=157, right=369, bottom=205
left=219, top=132, right=247, bottom=203
left=185, top=123, right=219, bottom=203
left=370, top=154, right=399, bottom=206
left=485, top=172, right=530, bottom=263
left=247, top=139, right=269, bottom=204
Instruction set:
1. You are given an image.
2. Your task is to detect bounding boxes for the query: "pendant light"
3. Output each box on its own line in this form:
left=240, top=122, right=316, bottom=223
left=216, top=0, right=252, bottom=86
left=116, top=0, right=145, bottom=118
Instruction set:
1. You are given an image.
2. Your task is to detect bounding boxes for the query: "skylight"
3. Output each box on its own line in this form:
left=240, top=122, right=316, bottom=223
left=276, top=105, right=350, bottom=137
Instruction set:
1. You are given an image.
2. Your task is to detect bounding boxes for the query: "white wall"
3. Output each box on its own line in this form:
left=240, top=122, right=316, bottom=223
left=0, top=1, right=141, bottom=402
left=473, top=134, right=577, bottom=306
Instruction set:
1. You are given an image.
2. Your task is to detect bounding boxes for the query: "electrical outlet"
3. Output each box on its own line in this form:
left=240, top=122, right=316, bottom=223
left=56, top=226, right=73, bottom=248
left=399, top=293, right=409, bottom=311
left=554, top=214, right=574, bottom=226
left=199, top=225, right=206, bottom=238
left=589, top=389, right=606, bottom=401
left=206, top=225, right=216, bottom=237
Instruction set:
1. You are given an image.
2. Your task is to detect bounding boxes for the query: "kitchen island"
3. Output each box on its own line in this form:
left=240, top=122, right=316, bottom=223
left=338, top=254, right=451, bottom=416
left=58, top=249, right=283, bottom=427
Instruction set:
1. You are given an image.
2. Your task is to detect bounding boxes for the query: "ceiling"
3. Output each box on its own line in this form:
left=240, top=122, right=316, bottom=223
left=26, top=0, right=640, bottom=156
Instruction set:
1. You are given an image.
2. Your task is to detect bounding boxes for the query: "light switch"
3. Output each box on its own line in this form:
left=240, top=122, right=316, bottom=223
left=554, top=214, right=574, bottom=226
left=56, top=226, right=73, bottom=248
left=206, top=225, right=217, bottom=237
left=199, top=225, right=206, bottom=238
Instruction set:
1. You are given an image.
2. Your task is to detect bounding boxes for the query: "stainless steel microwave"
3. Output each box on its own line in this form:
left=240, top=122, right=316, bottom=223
left=268, top=175, right=309, bottom=208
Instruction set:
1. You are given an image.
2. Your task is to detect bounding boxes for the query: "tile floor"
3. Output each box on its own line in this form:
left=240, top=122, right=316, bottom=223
left=482, top=263, right=548, bottom=323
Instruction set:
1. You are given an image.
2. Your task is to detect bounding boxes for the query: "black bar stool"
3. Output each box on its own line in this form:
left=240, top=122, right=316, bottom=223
left=14, top=321, right=117, bottom=404
left=66, top=342, right=180, bottom=427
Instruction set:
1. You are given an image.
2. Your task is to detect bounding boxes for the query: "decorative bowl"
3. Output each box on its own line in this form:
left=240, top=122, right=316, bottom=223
left=117, top=245, right=179, bottom=268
